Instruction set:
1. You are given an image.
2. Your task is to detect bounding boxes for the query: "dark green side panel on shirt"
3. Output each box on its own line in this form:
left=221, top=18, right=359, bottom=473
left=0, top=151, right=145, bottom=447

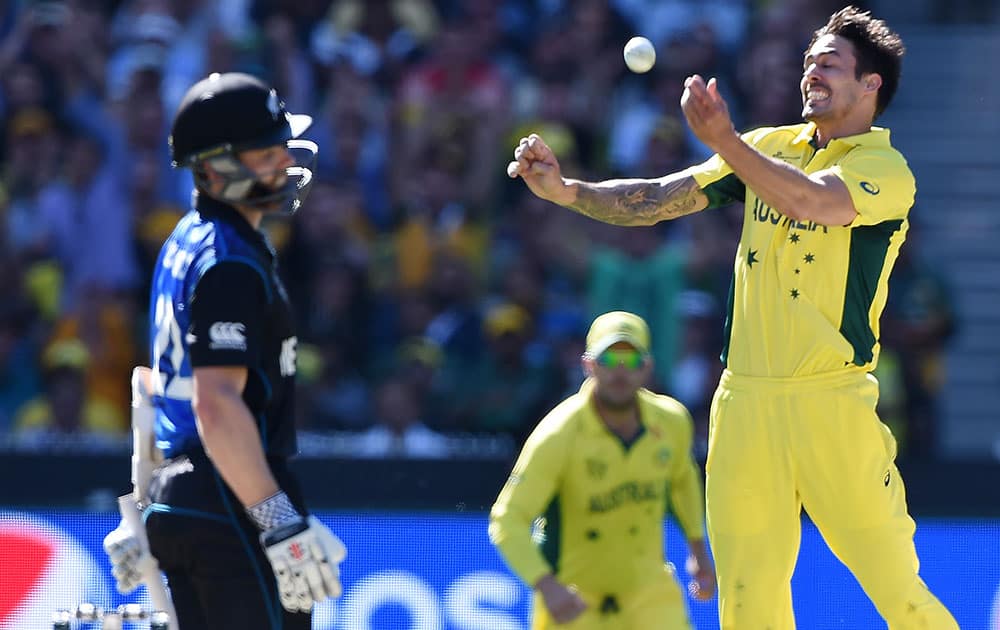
left=541, top=496, right=562, bottom=575
left=841, top=219, right=904, bottom=365
left=701, top=173, right=746, bottom=208
left=702, top=173, right=744, bottom=367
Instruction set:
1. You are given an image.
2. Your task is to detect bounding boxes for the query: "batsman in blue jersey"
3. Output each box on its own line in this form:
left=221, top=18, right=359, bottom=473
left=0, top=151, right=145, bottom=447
left=112, top=72, right=346, bottom=629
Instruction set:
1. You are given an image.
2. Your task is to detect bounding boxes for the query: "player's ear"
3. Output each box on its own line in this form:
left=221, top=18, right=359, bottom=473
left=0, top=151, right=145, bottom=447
left=581, top=354, right=595, bottom=377
left=196, top=159, right=218, bottom=186
left=863, top=73, right=882, bottom=94
left=641, top=355, right=655, bottom=382
left=196, top=159, right=228, bottom=195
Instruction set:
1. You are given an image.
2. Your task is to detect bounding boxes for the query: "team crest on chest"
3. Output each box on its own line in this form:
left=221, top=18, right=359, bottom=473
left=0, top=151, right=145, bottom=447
left=586, top=458, right=608, bottom=480
left=655, top=447, right=671, bottom=466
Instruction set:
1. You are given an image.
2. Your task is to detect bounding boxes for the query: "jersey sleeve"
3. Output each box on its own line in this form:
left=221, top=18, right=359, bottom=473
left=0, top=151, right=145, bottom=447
left=688, top=127, right=775, bottom=209
left=188, top=261, right=267, bottom=368
left=489, top=421, right=570, bottom=587
left=666, top=405, right=706, bottom=541
left=831, top=147, right=916, bottom=227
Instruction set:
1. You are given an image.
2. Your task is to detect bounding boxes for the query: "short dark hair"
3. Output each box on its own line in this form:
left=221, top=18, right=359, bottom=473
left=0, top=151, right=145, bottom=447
left=809, top=6, right=905, bottom=118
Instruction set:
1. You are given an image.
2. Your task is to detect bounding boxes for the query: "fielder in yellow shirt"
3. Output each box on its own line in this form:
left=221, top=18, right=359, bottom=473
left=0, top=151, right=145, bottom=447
left=490, top=311, right=716, bottom=629
left=505, top=7, right=958, bottom=630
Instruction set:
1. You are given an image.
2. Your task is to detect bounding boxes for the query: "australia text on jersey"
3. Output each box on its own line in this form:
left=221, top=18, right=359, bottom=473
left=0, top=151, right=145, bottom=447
left=589, top=480, right=664, bottom=513
left=752, top=197, right=830, bottom=233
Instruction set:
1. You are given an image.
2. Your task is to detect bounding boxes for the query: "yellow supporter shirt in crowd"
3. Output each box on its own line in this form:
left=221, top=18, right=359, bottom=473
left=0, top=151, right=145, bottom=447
left=14, top=396, right=124, bottom=436
left=489, top=379, right=705, bottom=597
left=689, top=122, right=916, bottom=377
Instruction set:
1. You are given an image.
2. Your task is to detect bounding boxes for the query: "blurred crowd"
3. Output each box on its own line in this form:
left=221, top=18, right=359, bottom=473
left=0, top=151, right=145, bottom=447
left=0, top=0, right=956, bottom=460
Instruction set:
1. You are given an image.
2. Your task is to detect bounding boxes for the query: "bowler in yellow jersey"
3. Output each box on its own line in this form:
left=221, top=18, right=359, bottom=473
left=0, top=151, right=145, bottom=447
left=490, top=311, right=716, bottom=629
left=505, top=6, right=959, bottom=629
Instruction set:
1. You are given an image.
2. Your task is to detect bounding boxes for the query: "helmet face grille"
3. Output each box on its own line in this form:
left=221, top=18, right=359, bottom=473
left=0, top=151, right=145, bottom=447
left=192, top=139, right=319, bottom=214
left=169, top=73, right=308, bottom=167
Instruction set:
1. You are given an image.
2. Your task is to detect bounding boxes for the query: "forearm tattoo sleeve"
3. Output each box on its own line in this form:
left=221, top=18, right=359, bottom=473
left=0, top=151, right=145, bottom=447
left=567, top=175, right=706, bottom=226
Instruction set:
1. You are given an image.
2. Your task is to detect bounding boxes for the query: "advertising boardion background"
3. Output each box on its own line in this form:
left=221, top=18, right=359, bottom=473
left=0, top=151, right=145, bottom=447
left=1, top=511, right=996, bottom=630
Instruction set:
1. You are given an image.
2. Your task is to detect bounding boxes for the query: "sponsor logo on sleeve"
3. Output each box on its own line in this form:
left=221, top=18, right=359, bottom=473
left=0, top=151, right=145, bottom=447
left=208, top=322, right=247, bottom=351
left=859, top=181, right=880, bottom=195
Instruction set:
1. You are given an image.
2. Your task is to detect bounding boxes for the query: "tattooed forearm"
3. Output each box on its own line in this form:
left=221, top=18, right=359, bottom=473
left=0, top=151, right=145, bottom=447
left=566, top=174, right=708, bottom=226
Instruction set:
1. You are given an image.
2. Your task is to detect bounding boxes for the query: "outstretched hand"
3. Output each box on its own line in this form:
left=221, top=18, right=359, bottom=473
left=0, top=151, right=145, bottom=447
left=681, top=75, right=738, bottom=153
left=506, top=134, right=574, bottom=206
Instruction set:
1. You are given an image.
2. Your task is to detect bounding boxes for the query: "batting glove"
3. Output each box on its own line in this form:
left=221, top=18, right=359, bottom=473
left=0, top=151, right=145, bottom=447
left=249, top=492, right=347, bottom=613
left=102, top=519, right=152, bottom=594
left=260, top=516, right=347, bottom=612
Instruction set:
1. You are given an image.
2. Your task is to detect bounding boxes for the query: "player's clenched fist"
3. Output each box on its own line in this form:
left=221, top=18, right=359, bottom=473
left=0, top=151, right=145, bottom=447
left=506, top=133, right=575, bottom=206
left=535, top=574, right=588, bottom=624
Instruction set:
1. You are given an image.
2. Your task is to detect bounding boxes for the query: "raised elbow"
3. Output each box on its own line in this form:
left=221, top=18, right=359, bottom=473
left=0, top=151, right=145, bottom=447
left=779, top=191, right=818, bottom=222
left=784, top=193, right=856, bottom=226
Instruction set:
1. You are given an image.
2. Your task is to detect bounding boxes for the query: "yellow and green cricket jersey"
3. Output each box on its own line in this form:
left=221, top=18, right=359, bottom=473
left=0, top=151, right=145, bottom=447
left=690, top=122, right=916, bottom=377
left=489, top=379, right=705, bottom=596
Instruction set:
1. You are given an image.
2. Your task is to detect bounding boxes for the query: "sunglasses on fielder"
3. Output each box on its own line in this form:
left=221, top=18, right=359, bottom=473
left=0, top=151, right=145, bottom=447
left=595, top=349, right=647, bottom=370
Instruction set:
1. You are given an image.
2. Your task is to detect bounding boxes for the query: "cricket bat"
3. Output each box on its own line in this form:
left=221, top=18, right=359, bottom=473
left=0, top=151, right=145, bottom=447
left=122, top=366, right=178, bottom=627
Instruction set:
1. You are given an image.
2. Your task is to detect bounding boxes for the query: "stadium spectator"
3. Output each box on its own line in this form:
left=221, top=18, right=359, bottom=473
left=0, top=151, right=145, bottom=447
left=450, top=302, right=557, bottom=440
left=12, top=338, right=124, bottom=442
left=0, top=298, right=42, bottom=433
left=356, top=376, right=449, bottom=458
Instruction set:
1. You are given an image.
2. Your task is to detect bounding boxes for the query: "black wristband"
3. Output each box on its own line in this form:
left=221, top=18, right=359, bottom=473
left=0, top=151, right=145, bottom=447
left=259, top=516, right=309, bottom=546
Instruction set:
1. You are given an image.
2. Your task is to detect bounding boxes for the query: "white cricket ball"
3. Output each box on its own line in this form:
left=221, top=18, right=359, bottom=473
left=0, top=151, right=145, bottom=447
left=624, top=36, right=656, bottom=74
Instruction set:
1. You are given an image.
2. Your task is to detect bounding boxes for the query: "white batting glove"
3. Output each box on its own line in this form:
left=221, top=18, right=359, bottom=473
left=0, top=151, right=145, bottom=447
left=260, top=516, right=347, bottom=612
left=248, top=492, right=346, bottom=613
left=102, top=519, right=151, bottom=594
